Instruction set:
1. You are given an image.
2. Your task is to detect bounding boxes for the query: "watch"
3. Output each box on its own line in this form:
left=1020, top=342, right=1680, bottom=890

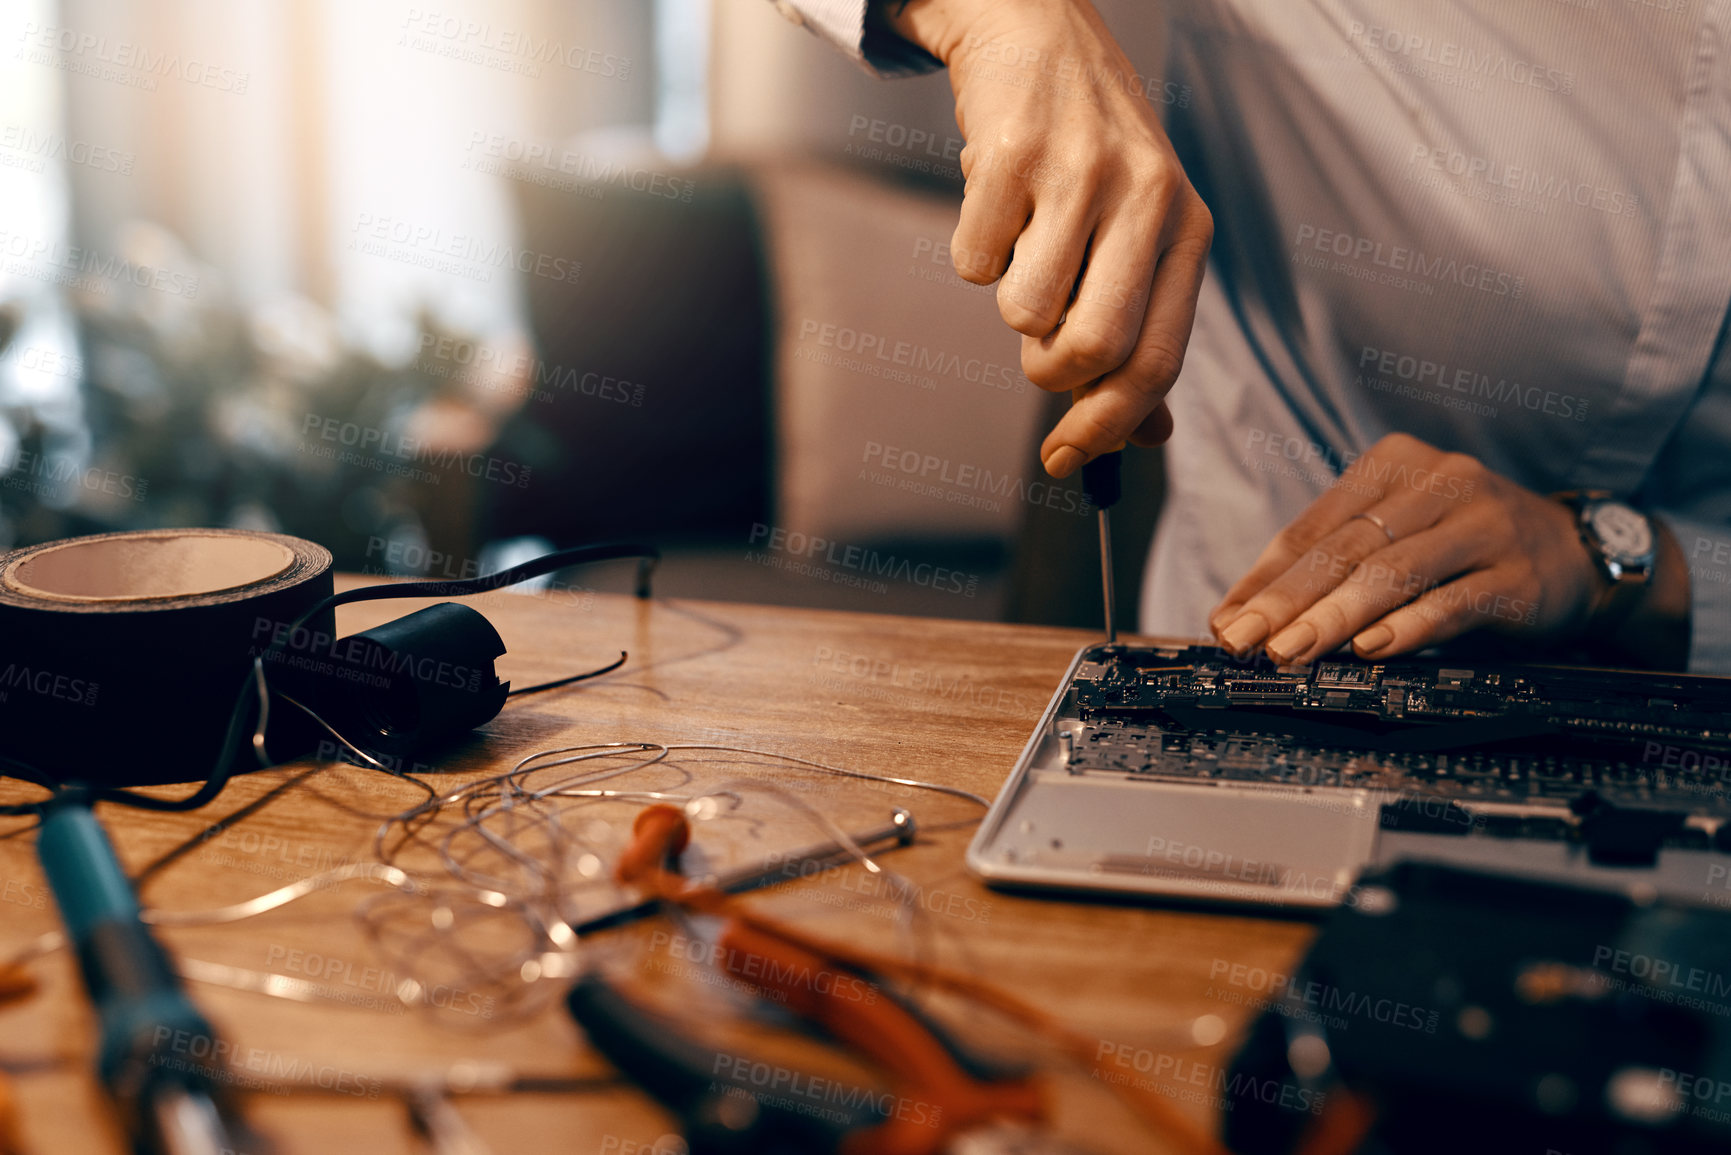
left=1553, top=490, right=1655, bottom=625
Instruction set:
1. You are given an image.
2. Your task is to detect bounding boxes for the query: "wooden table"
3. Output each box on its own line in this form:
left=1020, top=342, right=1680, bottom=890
left=0, top=587, right=1315, bottom=1155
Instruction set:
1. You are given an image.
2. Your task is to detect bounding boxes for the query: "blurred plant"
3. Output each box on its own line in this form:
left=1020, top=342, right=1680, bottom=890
left=0, top=222, right=520, bottom=565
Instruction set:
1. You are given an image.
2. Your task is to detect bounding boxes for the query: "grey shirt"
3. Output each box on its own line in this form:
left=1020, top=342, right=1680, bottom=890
left=777, top=0, right=1731, bottom=670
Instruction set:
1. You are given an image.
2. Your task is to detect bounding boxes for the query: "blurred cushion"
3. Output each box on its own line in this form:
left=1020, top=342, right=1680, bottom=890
left=751, top=161, right=1046, bottom=545
left=486, top=160, right=772, bottom=546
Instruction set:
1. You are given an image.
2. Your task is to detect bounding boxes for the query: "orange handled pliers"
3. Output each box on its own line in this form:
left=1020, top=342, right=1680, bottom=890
left=567, top=805, right=1047, bottom=1155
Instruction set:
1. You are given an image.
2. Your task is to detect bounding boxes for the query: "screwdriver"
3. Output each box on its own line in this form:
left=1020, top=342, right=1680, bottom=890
left=36, top=795, right=247, bottom=1155
left=1065, top=378, right=1123, bottom=644
left=1080, top=450, right=1122, bottom=645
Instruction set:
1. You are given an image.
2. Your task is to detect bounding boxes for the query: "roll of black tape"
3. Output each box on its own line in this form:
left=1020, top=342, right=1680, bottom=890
left=0, top=529, right=656, bottom=800
left=0, top=529, right=335, bottom=786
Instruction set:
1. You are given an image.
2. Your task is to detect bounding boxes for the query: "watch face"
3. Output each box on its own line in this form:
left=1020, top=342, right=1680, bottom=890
left=1589, top=502, right=1653, bottom=560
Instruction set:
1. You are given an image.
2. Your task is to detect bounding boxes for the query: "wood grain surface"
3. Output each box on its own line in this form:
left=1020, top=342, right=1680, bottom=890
left=0, top=584, right=1317, bottom=1155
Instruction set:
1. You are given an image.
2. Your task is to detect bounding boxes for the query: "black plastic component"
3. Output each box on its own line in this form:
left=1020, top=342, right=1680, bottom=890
left=1581, top=805, right=1690, bottom=867
left=320, top=602, right=510, bottom=757
left=1225, top=861, right=1731, bottom=1155
left=1479, top=814, right=1571, bottom=841
left=1379, top=797, right=1476, bottom=835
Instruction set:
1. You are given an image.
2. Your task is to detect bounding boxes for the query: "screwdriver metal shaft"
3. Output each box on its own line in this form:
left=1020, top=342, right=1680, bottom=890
left=1097, top=507, right=1117, bottom=644
left=1081, top=451, right=1123, bottom=644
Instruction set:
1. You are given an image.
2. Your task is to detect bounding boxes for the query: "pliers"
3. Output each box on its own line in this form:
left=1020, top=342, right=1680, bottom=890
left=567, top=805, right=1047, bottom=1155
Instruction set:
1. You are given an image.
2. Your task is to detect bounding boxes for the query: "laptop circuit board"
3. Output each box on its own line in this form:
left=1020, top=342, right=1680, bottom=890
left=1061, top=645, right=1731, bottom=820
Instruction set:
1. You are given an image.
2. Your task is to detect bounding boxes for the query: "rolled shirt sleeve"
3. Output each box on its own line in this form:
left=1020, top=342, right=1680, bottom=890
left=764, top=0, right=943, bottom=76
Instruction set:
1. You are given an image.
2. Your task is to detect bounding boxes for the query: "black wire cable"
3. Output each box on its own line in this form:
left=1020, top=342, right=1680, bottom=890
left=507, top=650, right=630, bottom=697
left=288, top=544, right=658, bottom=624
left=0, top=542, right=659, bottom=817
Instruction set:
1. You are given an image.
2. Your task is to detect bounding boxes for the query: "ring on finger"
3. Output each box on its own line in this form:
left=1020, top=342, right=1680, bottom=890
left=1351, top=510, right=1398, bottom=545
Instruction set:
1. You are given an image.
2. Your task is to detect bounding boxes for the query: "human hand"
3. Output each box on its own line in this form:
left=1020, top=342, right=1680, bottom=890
left=1207, top=433, right=1617, bottom=666
left=876, top=0, right=1213, bottom=477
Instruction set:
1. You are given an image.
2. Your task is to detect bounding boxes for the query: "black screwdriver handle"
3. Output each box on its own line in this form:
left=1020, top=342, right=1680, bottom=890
left=1082, top=451, right=1123, bottom=511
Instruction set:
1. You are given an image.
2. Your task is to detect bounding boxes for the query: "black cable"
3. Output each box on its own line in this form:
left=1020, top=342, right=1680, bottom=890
left=0, top=754, right=56, bottom=818
left=0, top=542, right=660, bottom=817
left=508, top=651, right=630, bottom=697
left=289, top=544, right=658, bottom=623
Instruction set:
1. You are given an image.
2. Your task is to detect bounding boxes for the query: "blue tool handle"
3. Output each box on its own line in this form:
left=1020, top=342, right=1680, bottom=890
left=38, top=802, right=142, bottom=937
left=38, top=801, right=231, bottom=1151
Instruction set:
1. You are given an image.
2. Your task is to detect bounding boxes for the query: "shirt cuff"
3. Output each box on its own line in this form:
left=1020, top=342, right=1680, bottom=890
left=1659, top=510, right=1731, bottom=673
left=767, top=0, right=944, bottom=77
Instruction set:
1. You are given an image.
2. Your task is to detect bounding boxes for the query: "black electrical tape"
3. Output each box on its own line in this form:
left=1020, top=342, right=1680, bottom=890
left=0, top=529, right=659, bottom=797
left=0, top=529, right=335, bottom=787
